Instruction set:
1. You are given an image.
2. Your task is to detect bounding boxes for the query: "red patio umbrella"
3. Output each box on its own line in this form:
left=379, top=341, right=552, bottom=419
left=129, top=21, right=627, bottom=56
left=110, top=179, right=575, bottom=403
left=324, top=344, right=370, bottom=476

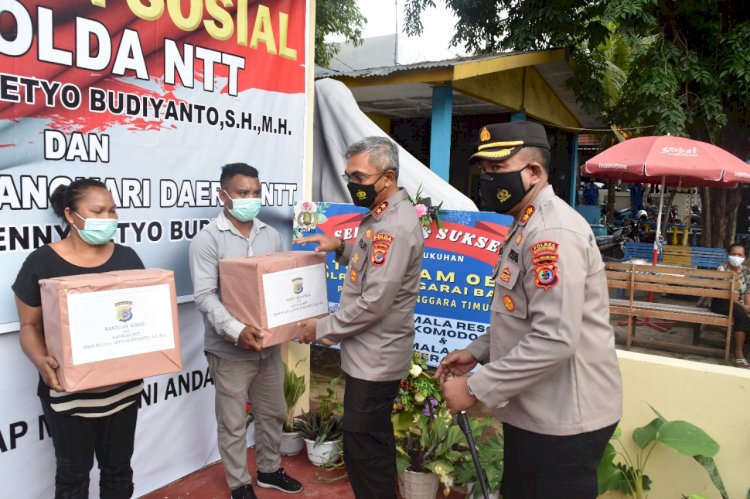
left=582, top=135, right=750, bottom=263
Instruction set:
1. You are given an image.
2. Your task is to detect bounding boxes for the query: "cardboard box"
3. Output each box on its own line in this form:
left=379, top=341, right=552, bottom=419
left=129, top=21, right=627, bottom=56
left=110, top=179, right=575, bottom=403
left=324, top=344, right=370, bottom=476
left=219, top=251, right=329, bottom=348
left=40, top=268, right=181, bottom=392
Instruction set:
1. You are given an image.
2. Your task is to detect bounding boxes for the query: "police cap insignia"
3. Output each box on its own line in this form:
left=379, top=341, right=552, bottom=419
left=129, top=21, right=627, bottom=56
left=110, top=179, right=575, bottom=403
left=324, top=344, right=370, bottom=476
left=469, top=121, right=550, bottom=165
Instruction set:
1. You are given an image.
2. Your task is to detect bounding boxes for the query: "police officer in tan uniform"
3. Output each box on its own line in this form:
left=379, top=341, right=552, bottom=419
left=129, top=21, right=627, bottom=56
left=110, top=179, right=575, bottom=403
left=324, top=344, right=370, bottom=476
left=437, top=122, right=622, bottom=499
left=297, top=136, right=424, bottom=499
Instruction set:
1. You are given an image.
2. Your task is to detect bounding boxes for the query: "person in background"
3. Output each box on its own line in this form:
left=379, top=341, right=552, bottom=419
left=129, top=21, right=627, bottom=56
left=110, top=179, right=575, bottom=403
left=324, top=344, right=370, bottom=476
left=296, top=137, right=424, bottom=499
left=629, top=183, right=645, bottom=217
left=710, top=243, right=750, bottom=368
left=438, top=121, right=622, bottom=499
left=12, top=178, right=144, bottom=498
left=189, top=163, right=302, bottom=499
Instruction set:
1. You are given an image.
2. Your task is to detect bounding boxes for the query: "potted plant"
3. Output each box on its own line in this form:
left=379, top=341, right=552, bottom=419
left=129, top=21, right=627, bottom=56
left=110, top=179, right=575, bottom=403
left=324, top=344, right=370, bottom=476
left=280, top=360, right=307, bottom=456
left=452, top=428, right=504, bottom=499
left=392, top=351, right=464, bottom=498
left=597, top=405, right=728, bottom=499
left=295, top=376, right=343, bottom=466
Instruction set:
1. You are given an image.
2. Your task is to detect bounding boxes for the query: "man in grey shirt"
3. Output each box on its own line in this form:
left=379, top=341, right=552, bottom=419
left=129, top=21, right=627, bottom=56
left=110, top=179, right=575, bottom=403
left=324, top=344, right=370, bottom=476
left=189, top=163, right=302, bottom=499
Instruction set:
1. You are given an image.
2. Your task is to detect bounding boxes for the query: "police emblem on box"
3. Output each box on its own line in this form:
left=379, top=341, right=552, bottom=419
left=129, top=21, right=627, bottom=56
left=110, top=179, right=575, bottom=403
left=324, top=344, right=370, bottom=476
left=292, top=277, right=304, bottom=294
left=115, top=301, right=133, bottom=322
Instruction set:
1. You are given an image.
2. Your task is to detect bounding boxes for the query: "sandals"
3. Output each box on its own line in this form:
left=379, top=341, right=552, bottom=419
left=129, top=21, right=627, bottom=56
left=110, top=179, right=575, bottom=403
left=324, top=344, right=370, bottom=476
left=733, top=358, right=750, bottom=368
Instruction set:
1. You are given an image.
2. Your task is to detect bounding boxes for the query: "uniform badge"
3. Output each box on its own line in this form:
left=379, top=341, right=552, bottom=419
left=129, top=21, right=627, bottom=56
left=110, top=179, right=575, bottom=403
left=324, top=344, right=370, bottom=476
left=373, top=200, right=389, bottom=218
left=503, top=295, right=515, bottom=311
left=371, top=233, right=394, bottom=266
left=515, top=233, right=523, bottom=245
left=373, top=233, right=395, bottom=244
left=350, top=269, right=358, bottom=283
left=499, top=267, right=512, bottom=282
left=520, top=205, right=535, bottom=224
left=365, top=229, right=372, bottom=239
left=372, top=245, right=388, bottom=266
left=480, top=127, right=491, bottom=142
left=529, top=240, right=560, bottom=290
left=530, top=241, right=560, bottom=265
left=534, top=265, right=559, bottom=290
left=351, top=253, right=359, bottom=264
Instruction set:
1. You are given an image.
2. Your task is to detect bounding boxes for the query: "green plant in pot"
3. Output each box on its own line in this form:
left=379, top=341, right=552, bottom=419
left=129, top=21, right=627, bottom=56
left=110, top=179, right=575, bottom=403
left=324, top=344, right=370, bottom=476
left=392, top=351, right=464, bottom=496
left=279, top=360, right=307, bottom=456
left=452, top=424, right=503, bottom=499
left=597, top=405, right=728, bottom=499
left=295, top=376, right=343, bottom=466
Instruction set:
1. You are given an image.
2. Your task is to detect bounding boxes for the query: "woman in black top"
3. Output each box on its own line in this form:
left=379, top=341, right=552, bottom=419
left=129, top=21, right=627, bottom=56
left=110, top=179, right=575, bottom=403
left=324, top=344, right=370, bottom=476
left=13, top=178, right=145, bottom=499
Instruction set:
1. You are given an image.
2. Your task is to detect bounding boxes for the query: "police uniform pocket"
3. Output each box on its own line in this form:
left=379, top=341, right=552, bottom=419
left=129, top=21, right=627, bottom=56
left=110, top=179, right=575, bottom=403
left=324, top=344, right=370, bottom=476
left=490, top=263, right=527, bottom=319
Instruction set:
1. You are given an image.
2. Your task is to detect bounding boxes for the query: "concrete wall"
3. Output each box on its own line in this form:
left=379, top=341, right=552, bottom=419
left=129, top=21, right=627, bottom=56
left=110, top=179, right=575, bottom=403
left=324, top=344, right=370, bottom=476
left=601, top=351, right=750, bottom=498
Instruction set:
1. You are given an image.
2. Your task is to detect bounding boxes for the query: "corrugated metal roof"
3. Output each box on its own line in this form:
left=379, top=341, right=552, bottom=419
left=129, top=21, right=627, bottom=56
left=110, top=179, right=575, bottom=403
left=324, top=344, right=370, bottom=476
left=317, top=50, right=534, bottom=79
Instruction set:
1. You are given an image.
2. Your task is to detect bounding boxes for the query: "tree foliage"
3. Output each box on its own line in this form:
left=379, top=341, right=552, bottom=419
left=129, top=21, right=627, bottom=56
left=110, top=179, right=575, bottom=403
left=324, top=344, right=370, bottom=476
left=404, top=0, right=750, bottom=247
left=315, top=0, right=366, bottom=67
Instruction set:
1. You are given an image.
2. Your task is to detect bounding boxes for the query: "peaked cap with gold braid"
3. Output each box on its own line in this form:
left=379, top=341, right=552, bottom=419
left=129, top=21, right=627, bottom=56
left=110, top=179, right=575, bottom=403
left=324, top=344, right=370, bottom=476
left=469, top=121, right=550, bottom=164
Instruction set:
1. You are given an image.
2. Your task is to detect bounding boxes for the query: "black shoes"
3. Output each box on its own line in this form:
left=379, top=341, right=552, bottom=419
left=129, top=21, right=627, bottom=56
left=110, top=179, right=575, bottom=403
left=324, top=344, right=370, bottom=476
left=230, top=484, right=257, bottom=499
left=256, top=467, right=303, bottom=493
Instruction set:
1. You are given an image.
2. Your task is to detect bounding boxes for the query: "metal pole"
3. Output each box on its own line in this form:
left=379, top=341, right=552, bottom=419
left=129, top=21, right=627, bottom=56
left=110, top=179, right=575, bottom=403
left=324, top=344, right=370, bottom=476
left=456, top=412, right=490, bottom=499
left=653, top=176, right=666, bottom=265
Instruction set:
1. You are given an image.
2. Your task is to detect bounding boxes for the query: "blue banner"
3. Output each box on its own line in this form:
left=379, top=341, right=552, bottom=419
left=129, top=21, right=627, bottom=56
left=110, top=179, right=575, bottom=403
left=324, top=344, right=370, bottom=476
left=293, top=201, right=513, bottom=366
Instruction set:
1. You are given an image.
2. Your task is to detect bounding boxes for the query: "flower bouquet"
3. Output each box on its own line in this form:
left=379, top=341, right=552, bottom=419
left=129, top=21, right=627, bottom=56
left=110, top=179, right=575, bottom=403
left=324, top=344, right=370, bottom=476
left=407, top=185, right=444, bottom=236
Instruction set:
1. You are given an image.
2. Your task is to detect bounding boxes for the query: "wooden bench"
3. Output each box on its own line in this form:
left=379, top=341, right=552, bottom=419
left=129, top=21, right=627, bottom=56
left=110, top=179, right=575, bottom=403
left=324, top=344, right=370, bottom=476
left=622, top=242, right=727, bottom=269
left=605, top=262, right=738, bottom=362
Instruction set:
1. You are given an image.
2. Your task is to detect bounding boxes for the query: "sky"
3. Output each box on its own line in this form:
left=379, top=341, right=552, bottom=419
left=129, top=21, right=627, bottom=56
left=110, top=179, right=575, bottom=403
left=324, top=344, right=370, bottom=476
left=330, top=0, right=469, bottom=64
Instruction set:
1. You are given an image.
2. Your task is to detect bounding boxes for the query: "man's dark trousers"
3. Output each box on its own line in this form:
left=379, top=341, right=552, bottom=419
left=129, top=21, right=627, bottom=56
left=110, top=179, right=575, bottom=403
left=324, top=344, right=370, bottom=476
left=343, top=374, right=400, bottom=499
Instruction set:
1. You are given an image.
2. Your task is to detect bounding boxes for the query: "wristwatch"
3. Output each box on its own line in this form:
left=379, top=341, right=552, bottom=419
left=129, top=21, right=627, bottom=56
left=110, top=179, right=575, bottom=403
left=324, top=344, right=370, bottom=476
left=334, top=236, right=345, bottom=256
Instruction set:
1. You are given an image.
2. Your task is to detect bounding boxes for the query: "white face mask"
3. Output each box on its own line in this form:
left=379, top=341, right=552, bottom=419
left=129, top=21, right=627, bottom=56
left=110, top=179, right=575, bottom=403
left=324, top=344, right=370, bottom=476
left=728, top=255, right=745, bottom=267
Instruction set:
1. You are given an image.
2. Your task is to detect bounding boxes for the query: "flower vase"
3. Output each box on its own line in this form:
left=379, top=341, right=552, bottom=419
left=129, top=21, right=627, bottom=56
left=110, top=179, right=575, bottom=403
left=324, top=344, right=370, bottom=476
left=398, top=470, right=440, bottom=499
left=279, top=430, right=305, bottom=456
left=304, top=438, right=340, bottom=466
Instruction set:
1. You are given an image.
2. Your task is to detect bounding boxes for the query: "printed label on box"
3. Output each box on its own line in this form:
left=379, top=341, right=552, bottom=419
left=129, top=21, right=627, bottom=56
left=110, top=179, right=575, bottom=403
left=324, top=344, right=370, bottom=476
left=262, top=263, right=328, bottom=328
left=67, top=284, right=175, bottom=365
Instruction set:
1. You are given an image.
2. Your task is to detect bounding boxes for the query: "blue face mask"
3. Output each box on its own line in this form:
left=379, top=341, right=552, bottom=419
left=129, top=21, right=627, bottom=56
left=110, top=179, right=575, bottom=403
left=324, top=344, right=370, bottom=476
left=224, top=190, right=261, bottom=222
left=74, top=212, right=118, bottom=245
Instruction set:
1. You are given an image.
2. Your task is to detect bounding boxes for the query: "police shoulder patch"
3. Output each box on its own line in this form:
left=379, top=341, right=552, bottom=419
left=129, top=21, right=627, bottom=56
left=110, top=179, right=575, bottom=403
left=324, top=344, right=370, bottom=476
left=530, top=240, right=560, bottom=290
left=371, top=233, right=394, bottom=266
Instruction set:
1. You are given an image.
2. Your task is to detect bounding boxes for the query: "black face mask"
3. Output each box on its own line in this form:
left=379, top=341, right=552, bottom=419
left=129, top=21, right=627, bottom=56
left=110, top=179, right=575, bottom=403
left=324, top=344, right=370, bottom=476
left=478, top=165, right=530, bottom=214
left=347, top=172, right=386, bottom=208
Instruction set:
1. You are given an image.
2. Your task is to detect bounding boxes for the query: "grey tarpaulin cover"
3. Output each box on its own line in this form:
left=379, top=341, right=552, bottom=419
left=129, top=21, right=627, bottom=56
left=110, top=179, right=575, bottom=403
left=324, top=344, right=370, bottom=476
left=312, top=78, right=478, bottom=211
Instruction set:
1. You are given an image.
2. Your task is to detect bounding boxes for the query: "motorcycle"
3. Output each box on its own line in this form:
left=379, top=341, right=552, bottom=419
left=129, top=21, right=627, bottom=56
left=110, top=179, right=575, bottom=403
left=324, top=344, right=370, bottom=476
left=596, top=218, right=639, bottom=260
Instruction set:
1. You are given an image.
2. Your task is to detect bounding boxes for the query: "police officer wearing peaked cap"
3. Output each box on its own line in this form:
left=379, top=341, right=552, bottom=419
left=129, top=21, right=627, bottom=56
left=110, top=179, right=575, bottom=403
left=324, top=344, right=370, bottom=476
left=437, top=121, right=623, bottom=499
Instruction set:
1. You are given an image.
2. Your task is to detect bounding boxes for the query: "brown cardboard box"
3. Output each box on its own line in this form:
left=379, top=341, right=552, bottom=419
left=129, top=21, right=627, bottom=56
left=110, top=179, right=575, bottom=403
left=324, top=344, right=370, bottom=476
left=219, top=251, right=329, bottom=348
left=40, top=268, right=181, bottom=392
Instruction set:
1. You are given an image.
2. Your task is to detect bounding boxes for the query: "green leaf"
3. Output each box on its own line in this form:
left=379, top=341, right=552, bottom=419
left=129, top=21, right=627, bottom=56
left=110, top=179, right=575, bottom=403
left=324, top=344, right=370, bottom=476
left=694, top=456, right=729, bottom=499
left=633, top=417, right=663, bottom=449
left=597, top=442, right=623, bottom=494
left=655, top=421, right=720, bottom=457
